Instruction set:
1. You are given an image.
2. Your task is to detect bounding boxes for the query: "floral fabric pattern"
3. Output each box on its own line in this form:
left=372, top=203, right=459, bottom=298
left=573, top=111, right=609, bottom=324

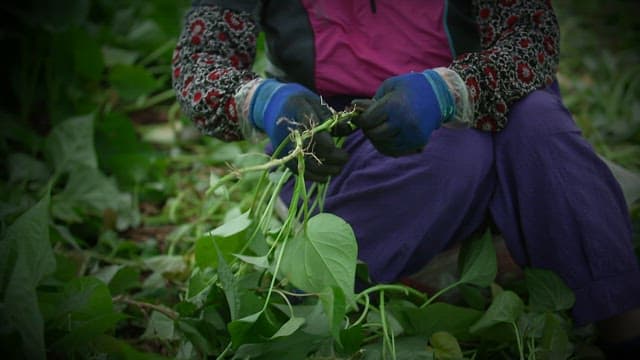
left=450, top=0, right=560, bottom=131
left=172, top=6, right=258, bottom=141
left=172, top=0, right=560, bottom=139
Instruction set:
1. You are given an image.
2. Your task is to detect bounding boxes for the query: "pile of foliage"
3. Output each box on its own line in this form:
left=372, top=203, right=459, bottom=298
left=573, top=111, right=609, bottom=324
left=1, top=0, right=638, bottom=359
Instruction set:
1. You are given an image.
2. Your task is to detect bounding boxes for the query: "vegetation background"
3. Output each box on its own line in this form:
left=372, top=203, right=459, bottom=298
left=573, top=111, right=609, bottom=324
left=0, top=0, right=638, bottom=359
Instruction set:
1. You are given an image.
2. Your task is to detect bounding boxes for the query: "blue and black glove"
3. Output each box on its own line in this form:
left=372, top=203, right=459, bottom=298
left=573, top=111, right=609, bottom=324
left=250, top=79, right=349, bottom=182
left=352, top=70, right=456, bottom=157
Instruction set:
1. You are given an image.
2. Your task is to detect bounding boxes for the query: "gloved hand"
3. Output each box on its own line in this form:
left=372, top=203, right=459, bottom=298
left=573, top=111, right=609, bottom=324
left=250, top=79, right=349, bottom=182
left=352, top=69, right=456, bottom=157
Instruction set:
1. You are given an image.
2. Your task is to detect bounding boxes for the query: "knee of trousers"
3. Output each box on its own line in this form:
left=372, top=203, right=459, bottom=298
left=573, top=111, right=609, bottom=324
left=424, top=127, right=495, bottom=182
left=498, top=87, right=580, bottom=142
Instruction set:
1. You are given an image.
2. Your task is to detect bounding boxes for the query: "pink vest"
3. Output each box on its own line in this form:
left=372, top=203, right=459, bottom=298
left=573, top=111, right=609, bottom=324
left=302, top=0, right=453, bottom=97
left=258, top=0, right=479, bottom=97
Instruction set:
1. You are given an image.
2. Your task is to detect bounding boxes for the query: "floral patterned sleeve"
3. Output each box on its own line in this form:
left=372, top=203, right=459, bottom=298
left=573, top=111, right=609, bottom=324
left=172, top=5, right=259, bottom=141
left=449, top=0, right=560, bottom=131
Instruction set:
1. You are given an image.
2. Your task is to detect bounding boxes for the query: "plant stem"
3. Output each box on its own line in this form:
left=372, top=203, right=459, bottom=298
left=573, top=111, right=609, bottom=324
left=351, top=295, right=371, bottom=327
left=305, top=183, right=323, bottom=216
left=113, top=295, right=178, bottom=320
left=123, top=89, right=176, bottom=112
left=356, top=284, right=428, bottom=302
left=272, top=289, right=296, bottom=318
left=205, top=147, right=302, bottom=197
left=379, top=291, right=396, bottom=360
left=527, top=336, right=536, bottom=360
left=240, top=171, right=290, bottom=259
left=297, top=163, right=310, bottom=225
left=216, top=342, right=233, bottom=360
left=248, top=170, right=273, bottom=218
left=205, top=106, right=361, bottom=201
left=260, top=172, right=303, bottom=311
left=512, top=321, right=525, bottom=360
left=84, top=250, right=144, bottom=268
left=277, top=289, right=317, bottom=298
left=419, top=280, right=462, bottom=308
left=139, top=39, right=177, bottom=66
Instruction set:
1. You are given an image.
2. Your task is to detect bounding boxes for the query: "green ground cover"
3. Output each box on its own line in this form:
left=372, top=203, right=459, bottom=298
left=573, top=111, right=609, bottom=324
left=0, top=0, right=638, bottom=358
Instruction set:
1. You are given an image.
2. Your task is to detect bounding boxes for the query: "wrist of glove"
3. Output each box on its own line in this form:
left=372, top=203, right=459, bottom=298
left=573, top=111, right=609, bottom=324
left=249, top=79, right=349, bottom=182
left=352, top=69, right=456, bottom=157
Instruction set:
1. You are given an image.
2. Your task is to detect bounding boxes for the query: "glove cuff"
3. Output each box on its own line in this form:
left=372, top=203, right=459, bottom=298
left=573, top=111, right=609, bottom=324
left=421, top=69, right=456, bottom=122
left=235, top=78, right=264, bottom=142
left=249, top=79, right=311, bottom=133
left=433, top=67, right=474, bottom=128
left=249, top=79, right=286, bottom=131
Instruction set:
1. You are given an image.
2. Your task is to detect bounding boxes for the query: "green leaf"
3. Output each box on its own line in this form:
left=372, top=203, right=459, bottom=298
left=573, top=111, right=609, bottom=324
left=233, top=254, right=270, bottom=269
left=49, top=277, right=123, bottom=350
left=139, top=123, right=177, bottom=145
left=194, top=235, right=218, bottom=269
left=144, top=255, right=187, bottom=275
left=175, top=301, right=198, bottom=317
left=459, top=284, right=488, bottom=310
left=146, top=0, right=188, bottom=35
left=281, top=213, right=357, bottom=301
left=95, top=112, right=157, bottom=186
left=469, top=290, right=524, bottom=333
left=176, top=310, right=224, bottom=354
left=430, top=331, right=463, bottom=360
left=361, top=336, right=434, bottom=360
left=233, top=330, right=327, bottom=360
left=176, top=319, right=218, bottom=356
left=102, top=46, right=139, bottom=67
left=50, top=253, right=80, bottom=284
left=270, top=317, right=305, bottom=339
left=109, top=64, right=160, bottom=101
left=44, top=114, right=97, bottom=173
left=458, top=229, right=497, bottom=287
left=195, top=212, right=252, bottom=269
left=0, top=193, right=55, bottom=360
left=367, top=309, right=404, bottom=340
left=600, top=150, right=640, bottom=206
left=28, top=0, right=90, bottom=32
left=142, top=311, right=176, bottom=341
left=186, top=267, right=216, bottom=303
left=7, top=153, right=50, bottom=184
left=55, top=277, right=114, bottom=321
left=51, top=165, right=130, bottom=222
left=72, top=29, right=105, bottom=81
left=228, top=311, right=263, bottom=349
left=0, top=113, right=43, bottom=153
left=125, top=19, right=167, bottom=51
left=384, top=299, right=417, bottom=333
left=52, top=312, right=124, bottom=350
left=524, top=268, right=575, bottom=312
left=538, top=313, right=572, bottom=360
left=338, top=325, right=363, bottom=356
left=202, top=305, right=228, bottom=331
left=283, top=301, right=329, bottom=336
left=406, top=302, right=482, bottom=340
left=93, top=335, right=169, bottom=360
left=92, top=264, right=123, bottom=285
left=50, top=224, right=82, bottom=249
left=318, top=286, right=346, bottom=340
left=108, top=267, right=141, bottom=295
left=211, top=211, right=252, bottom=238
left=218, top=250, right=240, bottom=320
left=518, top=312, right=547, bottom=339
left=194, top=234, right=242, bottom=270
left=209, top=142, right=244, bottom=163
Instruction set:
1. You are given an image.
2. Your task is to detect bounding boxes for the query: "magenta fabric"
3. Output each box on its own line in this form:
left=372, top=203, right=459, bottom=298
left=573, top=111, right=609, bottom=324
left=300, top=0, right=453, bottom=97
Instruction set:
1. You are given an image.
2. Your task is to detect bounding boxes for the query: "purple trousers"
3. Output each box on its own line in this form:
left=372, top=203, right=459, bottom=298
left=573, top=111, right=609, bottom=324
left=280, top=84, right=640, bottom=325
